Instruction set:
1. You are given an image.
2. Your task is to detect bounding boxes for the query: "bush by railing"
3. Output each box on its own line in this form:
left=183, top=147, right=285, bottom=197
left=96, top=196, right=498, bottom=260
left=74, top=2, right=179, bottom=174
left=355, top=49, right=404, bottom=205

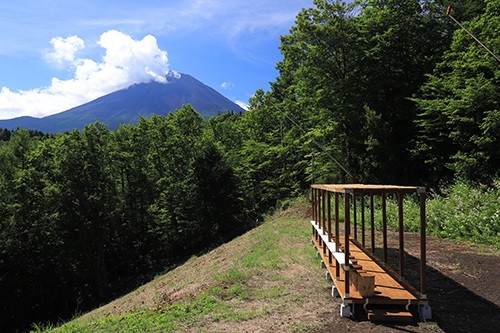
left=358, top=181, right=500, bottom=249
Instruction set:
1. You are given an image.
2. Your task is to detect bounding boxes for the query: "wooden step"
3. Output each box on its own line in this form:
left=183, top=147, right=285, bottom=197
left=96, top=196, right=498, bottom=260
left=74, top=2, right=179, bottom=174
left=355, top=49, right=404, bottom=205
left=367, top=309, right=413, bottom=322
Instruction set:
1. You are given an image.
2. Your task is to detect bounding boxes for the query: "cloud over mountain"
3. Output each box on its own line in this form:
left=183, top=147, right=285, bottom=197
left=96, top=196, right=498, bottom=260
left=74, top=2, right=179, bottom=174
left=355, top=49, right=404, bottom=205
left=45, top=35, right=85, bottom=65
left=0, top=30, right=171, bottom=120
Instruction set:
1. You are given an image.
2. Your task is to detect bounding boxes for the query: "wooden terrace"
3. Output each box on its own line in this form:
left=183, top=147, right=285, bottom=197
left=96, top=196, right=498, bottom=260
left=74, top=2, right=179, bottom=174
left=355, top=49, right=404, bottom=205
left=310, top=184, right=432, bottom=321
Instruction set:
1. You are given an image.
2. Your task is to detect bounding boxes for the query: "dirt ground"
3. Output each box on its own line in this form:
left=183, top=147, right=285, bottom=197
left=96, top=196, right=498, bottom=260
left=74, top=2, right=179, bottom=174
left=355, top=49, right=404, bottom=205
left=311, top=231, right=500, bottom=333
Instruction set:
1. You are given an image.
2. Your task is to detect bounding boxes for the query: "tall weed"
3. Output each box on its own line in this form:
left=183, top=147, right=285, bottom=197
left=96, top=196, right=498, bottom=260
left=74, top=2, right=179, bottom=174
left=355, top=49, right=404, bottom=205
left=426, top=182, right=500, bottom=247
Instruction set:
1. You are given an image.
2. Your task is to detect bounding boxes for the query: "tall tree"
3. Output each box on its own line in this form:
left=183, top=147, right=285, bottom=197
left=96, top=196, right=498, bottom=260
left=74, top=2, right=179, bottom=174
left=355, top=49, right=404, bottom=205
left=274, top=0, right=359, bottom=183
left=352, top=0, right=449, bottom=184
left=272, top=0, right=448, bottom=185
left=0, top=132, right=61, bottom=330
left=414, top=0, right=500, bottom=184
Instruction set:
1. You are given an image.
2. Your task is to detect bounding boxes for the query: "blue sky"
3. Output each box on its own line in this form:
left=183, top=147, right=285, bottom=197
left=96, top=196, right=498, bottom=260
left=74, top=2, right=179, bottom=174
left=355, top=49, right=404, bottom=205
left=0, top=0, right=313, bottom=120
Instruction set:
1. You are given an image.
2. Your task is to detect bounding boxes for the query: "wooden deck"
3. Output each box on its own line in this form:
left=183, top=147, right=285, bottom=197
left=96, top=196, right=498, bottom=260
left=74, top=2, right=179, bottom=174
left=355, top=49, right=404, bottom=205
left=312, top=233, right=418, bottom=305
left=309, top=184, right=431, bottom=320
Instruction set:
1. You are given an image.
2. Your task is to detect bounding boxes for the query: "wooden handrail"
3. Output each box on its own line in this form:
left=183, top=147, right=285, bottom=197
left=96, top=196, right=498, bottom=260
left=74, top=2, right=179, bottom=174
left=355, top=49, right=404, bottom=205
left=310, top=184, right=427, bottom=300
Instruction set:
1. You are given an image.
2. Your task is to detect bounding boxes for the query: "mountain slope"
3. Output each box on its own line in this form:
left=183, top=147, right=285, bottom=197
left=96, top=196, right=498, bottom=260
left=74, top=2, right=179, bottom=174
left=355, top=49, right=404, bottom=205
left=0, top=73, right=244, bottom=133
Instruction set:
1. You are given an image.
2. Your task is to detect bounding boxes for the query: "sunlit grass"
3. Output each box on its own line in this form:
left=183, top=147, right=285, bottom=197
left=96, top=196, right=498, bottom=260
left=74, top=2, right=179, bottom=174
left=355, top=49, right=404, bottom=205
left=425, top=182, right=500, bottom=247
left=37, top=198, right=325, bottom=333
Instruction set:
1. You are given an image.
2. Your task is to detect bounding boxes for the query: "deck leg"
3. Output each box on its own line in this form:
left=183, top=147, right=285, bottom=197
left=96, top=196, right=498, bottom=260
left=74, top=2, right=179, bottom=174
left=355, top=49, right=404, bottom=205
left=325, top=271, right=332, bottom=281
left=331, top=285, right=340, bottom=298
left=340, top=303, right=351, bottom=317
left=420, top=304, right=432, bottom=320
left=363, top=298, right=369, bottom=311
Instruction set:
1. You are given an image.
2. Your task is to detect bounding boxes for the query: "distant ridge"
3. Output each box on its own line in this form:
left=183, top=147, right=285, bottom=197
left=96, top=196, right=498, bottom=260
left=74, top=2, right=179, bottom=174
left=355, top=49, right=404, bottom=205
left=0, top=73, right=245, bottom=133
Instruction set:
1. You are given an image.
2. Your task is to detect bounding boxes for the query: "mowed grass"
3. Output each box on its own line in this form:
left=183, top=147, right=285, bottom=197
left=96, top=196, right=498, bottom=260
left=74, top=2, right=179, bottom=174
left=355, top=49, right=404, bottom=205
left=35, top=199, right=331, bottom=333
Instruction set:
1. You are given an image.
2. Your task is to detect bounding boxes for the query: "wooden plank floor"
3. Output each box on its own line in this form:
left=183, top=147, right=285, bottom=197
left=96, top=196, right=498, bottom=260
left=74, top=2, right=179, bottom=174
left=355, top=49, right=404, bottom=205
left=313, top=235, right=419, bottom=305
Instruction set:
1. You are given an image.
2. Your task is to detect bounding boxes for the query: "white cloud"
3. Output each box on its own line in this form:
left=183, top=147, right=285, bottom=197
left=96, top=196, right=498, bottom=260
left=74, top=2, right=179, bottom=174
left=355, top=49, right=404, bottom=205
left=235, top=100, right=248, bottom=110
left=45, top=35, right=85, bottom=65
left=0, top=30, right=171, bottom=120
left=0, top=1, right=312, bottom=56
left=165, top=0, right=309, bottom=38
left=221, top=82, right=234, bottom=89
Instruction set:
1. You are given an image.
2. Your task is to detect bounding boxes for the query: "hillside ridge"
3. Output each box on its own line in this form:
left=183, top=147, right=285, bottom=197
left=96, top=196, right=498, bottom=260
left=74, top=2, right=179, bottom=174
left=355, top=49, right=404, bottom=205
left=48, top=200, right=336, bottom=332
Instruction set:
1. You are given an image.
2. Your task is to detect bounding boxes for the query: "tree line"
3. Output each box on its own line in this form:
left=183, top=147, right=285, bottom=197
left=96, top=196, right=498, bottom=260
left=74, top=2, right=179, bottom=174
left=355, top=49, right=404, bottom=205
left=0, top=107, right=254, bottom=331
left=257, top=0, right=494, bottom=187
left=2, top=0, right=500, bottom=331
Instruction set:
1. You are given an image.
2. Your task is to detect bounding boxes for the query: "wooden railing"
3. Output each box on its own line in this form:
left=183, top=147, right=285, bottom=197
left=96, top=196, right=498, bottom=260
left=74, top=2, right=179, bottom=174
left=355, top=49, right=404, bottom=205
left=310, top=184, right=430, bottom=318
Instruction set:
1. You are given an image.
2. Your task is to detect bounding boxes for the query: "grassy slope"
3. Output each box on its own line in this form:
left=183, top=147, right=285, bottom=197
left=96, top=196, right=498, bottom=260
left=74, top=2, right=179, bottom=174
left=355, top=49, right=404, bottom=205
left=39, top=200, right=336, bottom=333
left=35, top=184, right=500, bottom=333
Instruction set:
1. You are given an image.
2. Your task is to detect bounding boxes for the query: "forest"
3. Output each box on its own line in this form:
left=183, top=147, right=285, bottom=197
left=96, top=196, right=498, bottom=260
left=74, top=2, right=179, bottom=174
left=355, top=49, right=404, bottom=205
left=1, top=0, right=500, bottom=331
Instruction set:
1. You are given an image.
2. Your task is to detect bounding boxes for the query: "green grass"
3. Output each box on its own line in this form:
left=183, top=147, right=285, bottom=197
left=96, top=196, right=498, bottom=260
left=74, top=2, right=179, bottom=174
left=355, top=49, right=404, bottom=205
left=43, top=295, right=219, bottom=333
left=33, top=182, right=500, bottom=333
left=36, top=198, right=327, bottom=333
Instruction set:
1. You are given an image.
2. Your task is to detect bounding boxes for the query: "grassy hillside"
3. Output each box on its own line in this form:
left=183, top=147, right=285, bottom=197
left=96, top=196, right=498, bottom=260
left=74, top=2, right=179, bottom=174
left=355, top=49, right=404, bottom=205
left=34, top=199, right=337, bottom=333
left=31, top=182, right=500, bottom=333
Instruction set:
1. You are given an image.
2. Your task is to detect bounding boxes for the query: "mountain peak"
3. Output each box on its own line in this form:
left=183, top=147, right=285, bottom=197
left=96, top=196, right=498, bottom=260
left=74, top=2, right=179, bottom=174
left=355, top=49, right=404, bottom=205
left=0, top=74, right=244, bottom=133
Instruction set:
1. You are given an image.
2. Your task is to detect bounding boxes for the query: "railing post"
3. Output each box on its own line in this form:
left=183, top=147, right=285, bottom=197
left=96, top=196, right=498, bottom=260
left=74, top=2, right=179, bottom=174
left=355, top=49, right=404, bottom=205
left=314, top=188, right=319, bottom=241
left=353, top=192, right=357, bottom=241
left=322, top=189, right=327, bottom=256
left=318, top=189, right=322, bottom=247
left=311, top=187, right=315, bottom=239
left=419, top=188, right=427, bottom=297
left=312, top=187, right=316, bottom=223
left=361, top=194, right=366, bottom=248
left=328, top=191, right=332, bottom=266
left=382, top=192, right=388, bottom=264
left=322, top=189, right=326, bottom=235
left=327, top=191, right=332, bottom=242
left=335, top=192, right=340, bottom=279
left=370, top=193, right=375, bottom=255
left=398, top=192, right=404, bottom=280
left=344, top=190, right=351, bottom=298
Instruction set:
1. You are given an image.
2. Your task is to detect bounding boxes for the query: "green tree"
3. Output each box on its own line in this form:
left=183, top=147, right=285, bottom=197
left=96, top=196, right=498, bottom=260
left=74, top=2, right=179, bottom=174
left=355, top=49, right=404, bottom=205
left=145, top=105, right=242, bottom=257
left=272, top=0, right=448, bottom=185
left=0, top=108, right=253, bottom=331
left=274, top=0, right=359, bottom=183
left=414, top=0, right=500, bottom=184
left=46, top=123, right=119, bottom=306
left=0, top=131, right=60, bottom=330
left=352, top=0, right=449, bottom=184
left=111, top=123, right=160, bottom=278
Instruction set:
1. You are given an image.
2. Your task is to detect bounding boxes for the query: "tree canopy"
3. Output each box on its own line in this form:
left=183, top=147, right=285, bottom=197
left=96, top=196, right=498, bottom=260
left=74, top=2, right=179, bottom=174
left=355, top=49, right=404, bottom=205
left=267, top=0, right=450, bottom=185
left=414, top=0, right=500, bottom=184
left=0, top=107, right=246, bottom=331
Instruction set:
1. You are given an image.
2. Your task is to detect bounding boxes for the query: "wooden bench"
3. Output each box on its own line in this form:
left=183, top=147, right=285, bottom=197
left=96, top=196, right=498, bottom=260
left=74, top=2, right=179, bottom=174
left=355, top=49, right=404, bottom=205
left=311, top=220, right=375, bottom=297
